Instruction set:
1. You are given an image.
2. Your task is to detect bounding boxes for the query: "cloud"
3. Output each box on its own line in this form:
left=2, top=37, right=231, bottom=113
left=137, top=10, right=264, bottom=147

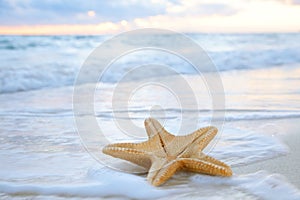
left=132, top=0, right=300, bottom=33
left=0, top=0, right=300, bottom=34
left=272, top=0, right=300, bottom=5
left=166, top=1, right=238, bottom=16
left=271, top=0, right=300, bottom=6
left=0, top=0, right=167, bottom=25
left=287, top=0, right=300, bottom=4
left=294, top=0, right=300, bottom=3
left=0, top=0, right=240, bottom=26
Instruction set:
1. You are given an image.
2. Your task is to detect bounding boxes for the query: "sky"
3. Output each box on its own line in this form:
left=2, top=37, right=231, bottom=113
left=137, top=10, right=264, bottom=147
left=0, top=0, right=300, bottom=35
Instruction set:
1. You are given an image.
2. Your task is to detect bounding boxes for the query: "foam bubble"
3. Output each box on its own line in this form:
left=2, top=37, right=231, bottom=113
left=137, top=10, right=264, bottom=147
left=191, top=171, right=300, bottom=200
left=0, top=168, right=179, bottom=199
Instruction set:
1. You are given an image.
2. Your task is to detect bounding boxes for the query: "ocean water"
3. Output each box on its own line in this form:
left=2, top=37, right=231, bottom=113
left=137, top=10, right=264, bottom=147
left=1, top=33, right=300, bottom=199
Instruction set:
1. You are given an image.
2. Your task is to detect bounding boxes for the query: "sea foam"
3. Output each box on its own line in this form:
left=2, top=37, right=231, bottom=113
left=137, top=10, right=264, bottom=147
left=0, top=167, right=178, bottom=199
left=0, top=127, right=292, bottom=199
left=1, top=169, right=299, bottom=200
left=191, top=171, right=300, bottom=200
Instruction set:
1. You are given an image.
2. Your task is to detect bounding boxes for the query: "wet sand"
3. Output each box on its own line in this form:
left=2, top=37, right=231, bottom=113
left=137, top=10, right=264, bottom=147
left=233, top=118, right=300, bottom=189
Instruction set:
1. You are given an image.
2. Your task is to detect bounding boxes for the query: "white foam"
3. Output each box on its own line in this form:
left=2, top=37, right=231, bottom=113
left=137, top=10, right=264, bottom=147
left=0, top=167, right=178, bottom=199
left=0, top=126, right=289, bottom=199
left=1, top=34, right=300, bottom=94
left=191, top=171, right=300, bottom=200
left=2, top=169, right=299, bottom=200
left=208, top=127, right=289, bottom=167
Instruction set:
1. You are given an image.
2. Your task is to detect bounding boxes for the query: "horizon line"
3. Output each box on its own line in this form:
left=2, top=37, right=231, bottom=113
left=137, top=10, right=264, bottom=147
left=1, top=31, right=300, bottom=37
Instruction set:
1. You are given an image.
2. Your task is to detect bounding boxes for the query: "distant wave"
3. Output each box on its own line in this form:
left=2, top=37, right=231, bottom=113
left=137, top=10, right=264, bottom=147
left=97, top=109, right=300, bottom=121
left=1, top=108, right=300, bottom=121
left=209, top=47, right=300, bottom=71
left=1, top=33, right=300, bottom=93
left=0, top=63, right=76, bottom=93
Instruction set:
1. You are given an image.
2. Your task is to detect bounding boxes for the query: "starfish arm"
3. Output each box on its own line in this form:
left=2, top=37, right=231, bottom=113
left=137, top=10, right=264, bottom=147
left=203, top=154, right=232, bottom=172
left=186, top=126, right=218, bottom=150
left=144, top=118, right=174, bottom=141
left=167, top=126, right=217, bottom=157
left=147, top=158, right=182, bottom=186
left=102, top=143, right=152, bottom=169
left=181, top=156, right=232, bottom=177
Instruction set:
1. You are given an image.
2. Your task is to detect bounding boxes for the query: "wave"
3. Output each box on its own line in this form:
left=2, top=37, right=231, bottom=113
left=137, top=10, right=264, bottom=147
left=0, top=167, right=179, bottom=199
left=96, top=109, right=300, bottom=121
left=0, top=126, right=294, bottom=199
left=0, top=64, right=76, bottom=94
left=1, top=108, right=300, bottom=121
left=191, top=171, right=300, bottom=200
left=0, top=33, right=300, bottom=93
left=209, top=47, right=300, bottom=71
left=2, top=171, right=299, bottom=199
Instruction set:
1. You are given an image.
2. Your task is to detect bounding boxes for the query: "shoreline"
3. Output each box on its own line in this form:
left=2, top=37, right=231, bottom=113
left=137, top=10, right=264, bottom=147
left=232, top=118, right=300, bottom=189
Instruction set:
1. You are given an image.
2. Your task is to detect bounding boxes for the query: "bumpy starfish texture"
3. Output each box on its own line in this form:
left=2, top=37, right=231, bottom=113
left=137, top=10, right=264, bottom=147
left=102, top=118, right=232, bottom=186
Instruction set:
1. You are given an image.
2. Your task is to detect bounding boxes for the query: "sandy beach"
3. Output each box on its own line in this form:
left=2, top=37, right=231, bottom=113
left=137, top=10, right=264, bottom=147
left=236, top=118, right=300, bottom=189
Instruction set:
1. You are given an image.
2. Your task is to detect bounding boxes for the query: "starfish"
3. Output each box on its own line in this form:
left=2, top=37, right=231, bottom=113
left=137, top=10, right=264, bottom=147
left=102, top=118, right=232, bottom=186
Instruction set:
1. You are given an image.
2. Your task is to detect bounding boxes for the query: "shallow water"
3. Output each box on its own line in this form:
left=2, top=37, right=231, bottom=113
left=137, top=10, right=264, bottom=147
left=1, top=34, right=300, bottom=199
left=1, top=69, right=300, bottom=199
left=1, top=33, right=300, bottom=93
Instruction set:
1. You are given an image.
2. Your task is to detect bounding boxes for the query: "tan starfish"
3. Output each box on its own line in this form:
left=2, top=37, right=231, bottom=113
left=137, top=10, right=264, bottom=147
left=102, top=118, right=232, bottom=186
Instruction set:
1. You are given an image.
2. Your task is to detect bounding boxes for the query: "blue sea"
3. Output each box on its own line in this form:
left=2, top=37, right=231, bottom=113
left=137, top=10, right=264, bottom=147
left=0, top=33, right=300, bottom=199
